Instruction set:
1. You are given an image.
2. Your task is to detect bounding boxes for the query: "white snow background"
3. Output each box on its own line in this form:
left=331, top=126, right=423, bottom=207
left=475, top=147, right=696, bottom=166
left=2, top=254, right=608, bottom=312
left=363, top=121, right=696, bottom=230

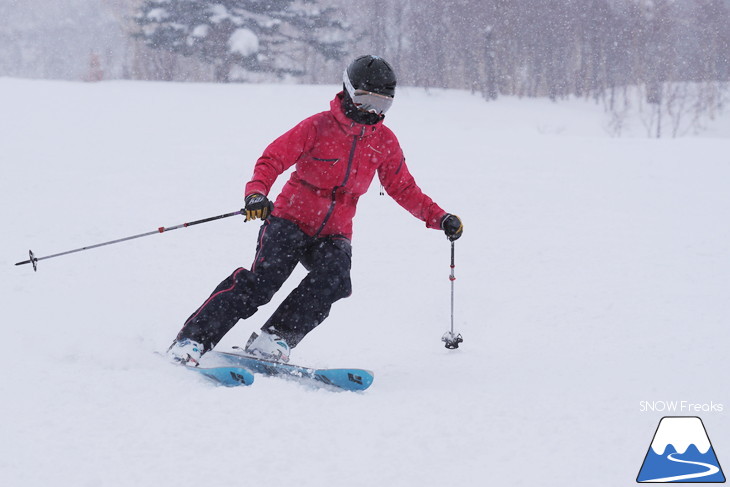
left=1, top=78, right=729, bottom=486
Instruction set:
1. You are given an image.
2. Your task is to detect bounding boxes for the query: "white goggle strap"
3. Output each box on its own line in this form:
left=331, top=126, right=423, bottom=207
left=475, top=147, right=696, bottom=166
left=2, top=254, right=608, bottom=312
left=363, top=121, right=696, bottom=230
left=343, top=69, right=393, bottom=115
left=343, top=69, right=357, bottom=99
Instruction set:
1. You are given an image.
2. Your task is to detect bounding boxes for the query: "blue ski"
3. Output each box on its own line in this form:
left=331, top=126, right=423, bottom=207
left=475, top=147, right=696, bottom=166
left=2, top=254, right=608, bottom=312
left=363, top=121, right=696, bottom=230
left=207, top=350, right=374, bottom=392
left=185, top=364, right=255, bottom=387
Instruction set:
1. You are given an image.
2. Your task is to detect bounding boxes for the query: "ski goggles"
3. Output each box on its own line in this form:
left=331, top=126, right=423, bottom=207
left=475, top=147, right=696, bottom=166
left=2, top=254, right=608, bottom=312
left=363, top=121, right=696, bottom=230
left=343, top=70, right=394, bottom=115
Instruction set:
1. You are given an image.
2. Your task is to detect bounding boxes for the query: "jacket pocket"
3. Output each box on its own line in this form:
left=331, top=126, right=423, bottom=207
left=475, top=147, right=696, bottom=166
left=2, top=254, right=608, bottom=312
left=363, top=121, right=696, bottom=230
left=301, top=152, right=340, bottom=164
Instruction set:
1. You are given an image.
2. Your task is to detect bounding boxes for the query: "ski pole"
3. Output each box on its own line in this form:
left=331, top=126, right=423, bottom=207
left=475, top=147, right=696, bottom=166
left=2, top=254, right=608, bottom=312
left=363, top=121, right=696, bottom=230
left=442, top=241, right=463, bottom=349
left=15, top=209, right=244, bottom=272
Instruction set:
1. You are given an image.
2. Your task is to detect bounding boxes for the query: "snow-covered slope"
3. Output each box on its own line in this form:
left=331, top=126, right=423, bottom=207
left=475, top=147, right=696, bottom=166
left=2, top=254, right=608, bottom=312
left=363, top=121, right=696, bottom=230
left=1, top=78, right=729, bottom=486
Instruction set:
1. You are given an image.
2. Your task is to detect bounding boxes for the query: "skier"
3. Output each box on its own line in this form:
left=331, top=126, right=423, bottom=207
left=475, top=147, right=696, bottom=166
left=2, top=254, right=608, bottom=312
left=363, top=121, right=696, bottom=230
left=168, top=55, right=464, bottom=365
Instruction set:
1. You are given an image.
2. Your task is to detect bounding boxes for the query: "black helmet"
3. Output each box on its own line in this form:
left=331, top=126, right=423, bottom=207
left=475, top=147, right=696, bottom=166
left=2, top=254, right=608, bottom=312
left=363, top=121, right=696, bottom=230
left=343, top=55, right=396, bottom=116
left=345, top=55, right=397, bottom=97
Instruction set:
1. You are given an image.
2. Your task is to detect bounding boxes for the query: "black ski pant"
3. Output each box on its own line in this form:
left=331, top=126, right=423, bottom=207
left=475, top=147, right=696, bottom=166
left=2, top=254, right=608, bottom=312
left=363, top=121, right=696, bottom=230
left=176, top=216, right=352, bottom=352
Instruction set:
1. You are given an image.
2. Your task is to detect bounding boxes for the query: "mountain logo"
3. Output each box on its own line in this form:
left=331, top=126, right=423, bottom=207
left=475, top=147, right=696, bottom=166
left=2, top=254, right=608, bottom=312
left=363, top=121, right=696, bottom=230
left=637, top=416, right=725, bottom=483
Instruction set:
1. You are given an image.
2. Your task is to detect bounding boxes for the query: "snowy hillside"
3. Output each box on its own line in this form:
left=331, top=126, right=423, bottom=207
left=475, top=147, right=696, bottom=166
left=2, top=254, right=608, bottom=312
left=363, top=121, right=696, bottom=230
left=1, top=78, right=729, bottom=487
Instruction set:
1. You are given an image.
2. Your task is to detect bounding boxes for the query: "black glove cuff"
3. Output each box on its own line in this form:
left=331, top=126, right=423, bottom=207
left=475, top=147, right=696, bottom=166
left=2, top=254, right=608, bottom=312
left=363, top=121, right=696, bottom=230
left=440, top=213, right=453, bottom=230
left=245, top=193, right=267, bottom=207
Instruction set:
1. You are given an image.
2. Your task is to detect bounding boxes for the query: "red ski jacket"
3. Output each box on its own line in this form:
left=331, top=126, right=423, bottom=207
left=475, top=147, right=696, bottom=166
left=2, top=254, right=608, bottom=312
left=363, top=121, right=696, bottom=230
left=245, top=93, right=447, bottom=239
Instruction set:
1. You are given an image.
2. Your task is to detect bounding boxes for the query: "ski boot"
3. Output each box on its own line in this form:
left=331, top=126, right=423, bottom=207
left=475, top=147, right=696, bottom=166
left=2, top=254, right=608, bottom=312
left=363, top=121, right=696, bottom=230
left=167, top=338, right=203, bottom=366
left=245, top=329, right=290, bottom=363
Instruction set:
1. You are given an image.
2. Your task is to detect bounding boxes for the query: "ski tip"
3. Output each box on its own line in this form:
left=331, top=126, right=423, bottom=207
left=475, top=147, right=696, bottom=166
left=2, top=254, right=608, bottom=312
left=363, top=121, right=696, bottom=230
left=318, top=368, right=374, bottom=392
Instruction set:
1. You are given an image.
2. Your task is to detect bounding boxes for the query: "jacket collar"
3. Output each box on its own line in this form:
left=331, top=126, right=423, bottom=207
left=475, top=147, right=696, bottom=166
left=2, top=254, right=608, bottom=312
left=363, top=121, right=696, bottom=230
left=330, top=92, right=383, bottom=137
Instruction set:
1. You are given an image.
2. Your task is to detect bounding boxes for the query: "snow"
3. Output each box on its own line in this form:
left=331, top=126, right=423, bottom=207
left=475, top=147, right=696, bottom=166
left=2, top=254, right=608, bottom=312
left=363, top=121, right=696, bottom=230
left=191, top=24, right=209, bottom=38
left=1, top=78, right=729, bottom=486
left=210, top=4, right=236, bottom=25
left=146, top=8, right=168, bottom=22
left=651, top=417, right=712, bottom=455
left=228, top=28, right=259, bottom=57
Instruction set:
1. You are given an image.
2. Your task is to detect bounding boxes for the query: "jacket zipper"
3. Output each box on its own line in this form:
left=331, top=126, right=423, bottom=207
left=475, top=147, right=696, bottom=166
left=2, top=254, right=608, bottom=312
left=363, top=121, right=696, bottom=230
left=314, top=132, right=360, bottom=237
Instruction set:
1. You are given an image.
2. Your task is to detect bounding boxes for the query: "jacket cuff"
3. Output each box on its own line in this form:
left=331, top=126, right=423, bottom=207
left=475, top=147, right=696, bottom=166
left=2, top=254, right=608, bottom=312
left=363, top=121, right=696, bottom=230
left=439, top=213, right=452, bottom=229
left=429, top=211, right=448, bottom=230
left=244, top=181, right=268, bottom=199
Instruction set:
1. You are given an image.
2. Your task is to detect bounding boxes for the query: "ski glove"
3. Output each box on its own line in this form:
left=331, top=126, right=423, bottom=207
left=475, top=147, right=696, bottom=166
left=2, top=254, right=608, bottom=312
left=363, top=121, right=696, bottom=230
left=245, top=193, right=274, bottom=222
left=441, top=214, right=463, bottom=241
